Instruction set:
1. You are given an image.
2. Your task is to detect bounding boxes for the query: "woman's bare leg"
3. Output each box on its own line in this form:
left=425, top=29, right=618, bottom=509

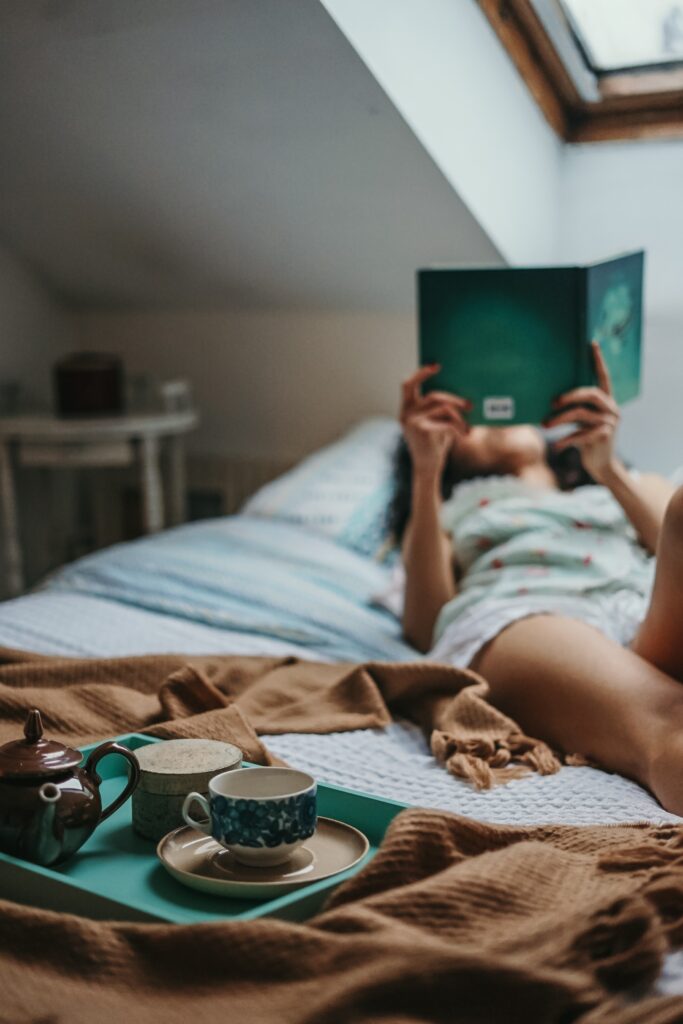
left=630, top=485, right=683, bottom=680
left=470, top=615, right=683, bottom=815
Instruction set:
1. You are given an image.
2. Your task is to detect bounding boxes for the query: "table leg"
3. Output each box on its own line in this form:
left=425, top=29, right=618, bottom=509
left=167, top=434, right=186, bottom=526
left=0, top=442, right=24, bottom=596
left=139, top=435, right=164, bottom=533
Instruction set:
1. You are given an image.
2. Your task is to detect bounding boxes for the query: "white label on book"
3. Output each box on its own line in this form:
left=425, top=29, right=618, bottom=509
left=484, top=396, right=515, bottom=420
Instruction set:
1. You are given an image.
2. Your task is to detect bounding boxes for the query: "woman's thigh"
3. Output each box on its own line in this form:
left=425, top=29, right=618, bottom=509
left=631, top=487, right=683, bottom=680
left=469, top=613, right=683, bottom=790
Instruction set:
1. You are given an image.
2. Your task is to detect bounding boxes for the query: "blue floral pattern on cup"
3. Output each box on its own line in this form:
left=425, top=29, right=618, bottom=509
left=210, top=789, right=317, bottom=849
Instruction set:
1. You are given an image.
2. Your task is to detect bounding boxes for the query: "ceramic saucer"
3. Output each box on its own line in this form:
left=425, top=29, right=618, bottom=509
left=157, top=817, right=370, bottom=899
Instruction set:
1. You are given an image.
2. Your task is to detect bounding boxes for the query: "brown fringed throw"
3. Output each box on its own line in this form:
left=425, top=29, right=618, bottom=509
left=3, top=808, right=683, bottom=1022
left=1, top=649, right=683, bottom=1020
left=0, top=647, right=561, bottom=788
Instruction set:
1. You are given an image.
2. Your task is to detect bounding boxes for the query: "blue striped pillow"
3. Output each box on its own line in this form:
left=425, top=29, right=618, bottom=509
left=242, top=418, right=400, bottom=558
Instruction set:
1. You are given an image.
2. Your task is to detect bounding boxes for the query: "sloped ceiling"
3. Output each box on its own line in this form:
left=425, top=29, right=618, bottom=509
left=0, top=0, right=501, bottom=310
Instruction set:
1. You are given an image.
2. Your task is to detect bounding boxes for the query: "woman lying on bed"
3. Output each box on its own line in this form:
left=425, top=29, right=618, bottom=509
left=391, top=342, right=683, bottom=815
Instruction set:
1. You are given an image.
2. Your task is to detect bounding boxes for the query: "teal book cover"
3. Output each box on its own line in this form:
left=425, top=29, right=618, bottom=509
left=417, top=251, right=644, bottom=426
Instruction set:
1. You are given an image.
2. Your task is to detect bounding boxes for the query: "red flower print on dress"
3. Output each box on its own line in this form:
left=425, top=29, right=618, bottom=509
left=491, top=558, right=504, bottom=569
left=476, top=537, right=493, bottom=550
left=582, top=555, right=593, bottom=566
left=478, top=498, right=490, bottom=507
left=573, top=520, right=591, bottom=530
left=517, top=586, right=529, bottom=595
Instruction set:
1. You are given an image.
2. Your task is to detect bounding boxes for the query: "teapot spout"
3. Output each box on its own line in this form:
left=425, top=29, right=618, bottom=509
left=28, top=782, right=63, bottom=865
left=39, top=782, right=61, bottom=805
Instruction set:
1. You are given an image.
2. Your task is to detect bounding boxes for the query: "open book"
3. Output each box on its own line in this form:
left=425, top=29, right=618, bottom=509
left=417, top=250, right=644, bottom=426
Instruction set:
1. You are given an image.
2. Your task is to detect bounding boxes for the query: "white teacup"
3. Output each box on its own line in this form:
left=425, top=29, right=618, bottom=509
left=182, top=766, right=317, bottom=867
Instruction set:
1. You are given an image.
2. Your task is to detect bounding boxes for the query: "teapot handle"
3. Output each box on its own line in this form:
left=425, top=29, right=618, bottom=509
left=83, top=742, right=141, bottom=823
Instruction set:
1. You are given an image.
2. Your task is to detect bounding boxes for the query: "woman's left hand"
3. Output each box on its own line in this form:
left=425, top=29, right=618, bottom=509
left=544, top=340, right=621, bottom=483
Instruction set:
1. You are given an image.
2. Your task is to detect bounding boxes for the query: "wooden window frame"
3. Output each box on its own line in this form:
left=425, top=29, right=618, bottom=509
left=479, top=0, right=683, bottom=142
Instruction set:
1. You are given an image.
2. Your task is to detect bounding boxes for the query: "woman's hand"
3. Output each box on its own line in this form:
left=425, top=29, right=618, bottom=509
left=400, top=365, right=471, bottom=480
left=544, top=341, right=621, bottom=483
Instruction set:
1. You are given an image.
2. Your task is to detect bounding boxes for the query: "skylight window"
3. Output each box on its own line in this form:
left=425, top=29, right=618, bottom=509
left=561, top=0, right=683, bottom=73
left=481, top=0, right=683, bottom=141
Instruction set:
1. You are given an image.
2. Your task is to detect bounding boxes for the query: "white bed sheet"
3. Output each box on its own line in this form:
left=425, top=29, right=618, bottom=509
left=0, top=592, right=330, bottom=660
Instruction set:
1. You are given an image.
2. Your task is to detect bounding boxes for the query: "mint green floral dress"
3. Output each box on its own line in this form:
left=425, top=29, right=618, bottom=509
left=429, top=475, right=655, bottom=667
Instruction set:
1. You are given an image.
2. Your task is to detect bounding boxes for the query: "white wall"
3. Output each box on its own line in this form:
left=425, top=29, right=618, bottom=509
left=321, top=0, right=562, bottom=265
left=73, top=0, right=566, bottom=466
left=0, top=0, right=499, bottom=311
left=0, top=243, right=74, bottom=409
left=77, top=138, right=683, bottom=476
left=559, top=140, right=683, bottom=474
left=0, top=244, right=76, bottom=592
left=76, top=308, right=415, bottom=460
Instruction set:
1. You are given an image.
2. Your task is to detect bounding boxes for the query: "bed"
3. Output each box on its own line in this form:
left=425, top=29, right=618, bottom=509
left=4, top=415, right=683, bottom=1004
left=0, top=416, right=679, bottom=831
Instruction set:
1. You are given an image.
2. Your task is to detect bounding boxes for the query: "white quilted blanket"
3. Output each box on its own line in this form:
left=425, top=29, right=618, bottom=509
left=265, top=721, right=682, bottom=827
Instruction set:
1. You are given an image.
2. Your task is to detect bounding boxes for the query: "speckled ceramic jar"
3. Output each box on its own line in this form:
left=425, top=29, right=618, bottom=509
left=132, top=739, right=242, bottom=842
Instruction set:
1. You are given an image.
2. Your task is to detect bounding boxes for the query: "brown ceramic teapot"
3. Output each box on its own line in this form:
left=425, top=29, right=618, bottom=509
left=0, top=709, right=140, bottom=866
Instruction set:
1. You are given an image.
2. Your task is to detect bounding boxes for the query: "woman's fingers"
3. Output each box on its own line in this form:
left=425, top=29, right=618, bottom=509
left=418, top=403, right=469, bottom=434
left=400, top=368, right=472, bottom=428
left=421, top=391, right=472, bottom=412
left=592, top=340, right=613, bottom=396
left=403, top=393, right=471, bottom=428
left=401, top=364, right=441, bottom=412
left=410, top=405, right=468, bottom=439
left=413, top=415, right=458, bottom=438
left=544, top=407, right=617, bottom=430
left=552, top=344, right=617, bottom=415
left=407, top=413, right=458, bottom=453
left=553, top=424, right=612, bottom=452
left=552, top=386, right=619, bottom=417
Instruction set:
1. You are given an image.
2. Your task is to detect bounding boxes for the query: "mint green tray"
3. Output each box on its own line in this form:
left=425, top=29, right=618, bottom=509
left=0, top=734, right=407, bottom=924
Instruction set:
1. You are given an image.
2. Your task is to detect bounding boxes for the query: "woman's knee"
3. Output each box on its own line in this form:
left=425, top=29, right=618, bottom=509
left=662, top=484, right=683, bottom=540
left=645, top=702, right=683, bottom=816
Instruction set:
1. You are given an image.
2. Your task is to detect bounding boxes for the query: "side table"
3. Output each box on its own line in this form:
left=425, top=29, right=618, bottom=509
left=0, top=409, right=198, bottom=598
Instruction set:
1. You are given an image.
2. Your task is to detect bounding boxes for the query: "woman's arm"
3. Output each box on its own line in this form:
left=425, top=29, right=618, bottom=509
left=593, top=463, right=674, bottom=555
left=398, top=365, right=470, bottom=652
left=546, top=341, right=674, bottom=554
left=402, top=470, right=457, bottom=653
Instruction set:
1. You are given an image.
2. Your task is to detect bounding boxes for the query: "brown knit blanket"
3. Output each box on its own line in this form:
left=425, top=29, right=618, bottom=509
left=2, top=648, right=683, bottom=1022
left=0, top=646, right=561, bottom=787
left=2, top=808, right=683, bottom=1022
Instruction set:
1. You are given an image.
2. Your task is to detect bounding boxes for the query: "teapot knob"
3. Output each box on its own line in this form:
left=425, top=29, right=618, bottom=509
left=24, top=709, right=44, bottom=744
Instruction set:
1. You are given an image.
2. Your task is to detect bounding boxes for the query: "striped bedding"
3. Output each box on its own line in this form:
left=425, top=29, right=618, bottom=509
left=7, top=514, right=413, bottom=664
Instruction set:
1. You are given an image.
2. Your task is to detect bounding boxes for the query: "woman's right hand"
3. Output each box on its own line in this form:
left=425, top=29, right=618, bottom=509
left=399, top=365, right=471, bottom=479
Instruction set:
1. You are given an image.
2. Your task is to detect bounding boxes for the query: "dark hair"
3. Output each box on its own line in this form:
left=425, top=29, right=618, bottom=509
left=385, top=437, right=596, bottom=545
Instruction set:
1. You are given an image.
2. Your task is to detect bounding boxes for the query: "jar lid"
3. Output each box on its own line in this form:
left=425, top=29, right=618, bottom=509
left=135, top=739, right=242, bottom=795
left=0, top=709, right=82, bottom=779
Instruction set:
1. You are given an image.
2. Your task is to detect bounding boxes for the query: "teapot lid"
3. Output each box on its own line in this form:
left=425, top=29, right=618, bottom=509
left=0, top=710, right=83, bottom=779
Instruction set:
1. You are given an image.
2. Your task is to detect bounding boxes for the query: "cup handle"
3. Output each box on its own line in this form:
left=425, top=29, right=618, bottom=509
left=182, top=791, right=211, bottom=834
